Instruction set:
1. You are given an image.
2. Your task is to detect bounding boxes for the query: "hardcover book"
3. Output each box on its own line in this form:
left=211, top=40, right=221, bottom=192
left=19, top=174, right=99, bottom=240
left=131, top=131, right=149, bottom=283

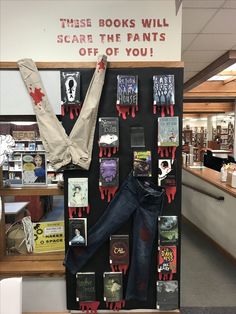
left=153, top=74, right=175, bottom=106
left=116, top=75, right=138, bottom=106
left=103, top=272, right=123, bottom=302
left=98, top=117, right=119, bottom=148
left=158, top=117, right=179, bottom=147
left=158, top=159, right=176, bottom=187
left=76, top=272, right=96, bottom=302
left=158, top=216, right=178, bottom=245
left=133, top=150, right=152, bottom=177
left=99, top=158, right=119, bottom=187
left=68, top=178, right=88, bottom=208
left=60, top=70, right=81, bottom=104
left=110, top=235, right=129, bottom=266
left=156, top=280, right=178, bottom=310
left=158, top=245, right=177, bottom=275
left=68, top=218, right=87, bottom=247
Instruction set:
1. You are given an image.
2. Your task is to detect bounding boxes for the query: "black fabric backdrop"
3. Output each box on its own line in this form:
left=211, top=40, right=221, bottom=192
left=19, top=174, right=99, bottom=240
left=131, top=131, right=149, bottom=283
left=62, top=65, right=183, bottom=310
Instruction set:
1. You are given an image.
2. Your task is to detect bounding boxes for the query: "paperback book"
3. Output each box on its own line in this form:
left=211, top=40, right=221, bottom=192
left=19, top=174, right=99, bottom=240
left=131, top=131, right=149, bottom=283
left=158, top=245, right=177, bottom=278
left=156, top=280, right=178, bottom=310
left=98, top=117, right=119, bottom=148
left=99, top=158, right=119, bottom=187
left=60, top=70, right=81, bottom=105
left=68, top=218, right=87, bottom=247
left=133, top=150, right=152, bottom=177
left=158, top=216, right=178, bottom=245
left=158, top=159, right=176, bottom=187
left=68, top=177, right=88, bottom=208
left=110, top=235, right=129, bottom=266
left=158, top=117, right=179, bottom=147
left=116, top=75, right=138, bottom=106
left=130, top=126, right=145, bottom=148
left=76, top=272, right=96, bottom=302
left=103, top=272, right=123, bottom=302
left=153, top=74, right=175, bottom=106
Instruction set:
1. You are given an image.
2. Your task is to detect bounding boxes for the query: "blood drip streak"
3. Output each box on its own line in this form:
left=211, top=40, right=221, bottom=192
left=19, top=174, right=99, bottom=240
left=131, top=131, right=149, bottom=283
left=116, top=104, right=138, bottom=120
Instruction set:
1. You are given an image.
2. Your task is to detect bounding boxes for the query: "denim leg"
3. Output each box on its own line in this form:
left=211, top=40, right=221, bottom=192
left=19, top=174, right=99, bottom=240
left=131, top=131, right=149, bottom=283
left=65, top=176, right=139, bottom=274
left=126, top=184, right=164, bottom=301
left=65, top=175, right=165, bottom=302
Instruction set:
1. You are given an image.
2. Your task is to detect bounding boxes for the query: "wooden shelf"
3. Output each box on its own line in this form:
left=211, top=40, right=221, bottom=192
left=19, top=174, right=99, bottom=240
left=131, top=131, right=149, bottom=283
left=0, top=185, right=64, bottom=196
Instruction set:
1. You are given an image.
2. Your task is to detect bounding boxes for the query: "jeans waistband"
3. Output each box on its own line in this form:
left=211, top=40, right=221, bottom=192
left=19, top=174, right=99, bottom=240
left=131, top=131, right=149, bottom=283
left=127, top=173, right=165, bottom=200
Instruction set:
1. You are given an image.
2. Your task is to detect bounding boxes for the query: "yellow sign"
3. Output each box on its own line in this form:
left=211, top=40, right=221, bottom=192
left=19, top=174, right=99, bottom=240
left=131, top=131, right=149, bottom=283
left=33, top=221, right=65, bottom=253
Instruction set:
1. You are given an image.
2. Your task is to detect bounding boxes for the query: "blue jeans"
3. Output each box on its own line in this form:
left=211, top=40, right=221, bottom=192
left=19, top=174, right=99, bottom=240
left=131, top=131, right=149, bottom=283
left=65, top=174, right=165, bottom=301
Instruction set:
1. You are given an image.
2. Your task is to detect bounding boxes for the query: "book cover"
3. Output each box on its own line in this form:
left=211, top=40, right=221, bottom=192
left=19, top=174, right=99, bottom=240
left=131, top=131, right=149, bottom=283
left=68, top=218, right=87, bottom=246
left=158, top=216, right=178, bottom=245
left=133, top=150, right=152, bottom=177
left=110, top=235, right=129, bottom=266
left=158, top=245, right=177, bottom=275
left=60, top=70, right=81, bottom=104
left=156, top=280, right=178, bottom=310
left=158, top=159, right=176, bottom=187
left=98, top=117, right=119, bottom=148
left=153, top=74, right=175, bottom=106
left=68, top=178, right=88, bottom=207
left=116, top=75, right=138, bottom=106
left=22, top=153, right=47, bottom=185
left=158, top=117, right=179, bottom=147
left=76, top=272, right=96, bottom=302
left=130, top=127, right=145, bottom=148
left=99, top=158, right=119, bottom=187
left=103, top=272, right=123, bottom=302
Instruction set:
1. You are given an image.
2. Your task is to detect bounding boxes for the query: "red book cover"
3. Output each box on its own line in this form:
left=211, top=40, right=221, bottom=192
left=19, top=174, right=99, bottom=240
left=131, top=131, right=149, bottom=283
left=158, top=245, right=177, bottom=276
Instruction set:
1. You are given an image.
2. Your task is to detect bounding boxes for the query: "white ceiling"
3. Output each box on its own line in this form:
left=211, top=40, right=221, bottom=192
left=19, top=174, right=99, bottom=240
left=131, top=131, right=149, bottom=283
left=182, top=0, right=236, bottom=83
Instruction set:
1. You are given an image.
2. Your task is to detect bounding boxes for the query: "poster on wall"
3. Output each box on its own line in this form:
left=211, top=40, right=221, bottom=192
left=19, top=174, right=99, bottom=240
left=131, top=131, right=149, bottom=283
left=33, top=221, right=65, bottom=253
left=0, top=1, right=182, bottom=62
left=22, top=153, right=47, bottom=185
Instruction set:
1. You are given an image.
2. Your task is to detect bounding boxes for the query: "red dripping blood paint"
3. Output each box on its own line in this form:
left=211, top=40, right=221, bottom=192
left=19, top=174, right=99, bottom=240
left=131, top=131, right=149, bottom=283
left=30, top=87, right=45, bottom=106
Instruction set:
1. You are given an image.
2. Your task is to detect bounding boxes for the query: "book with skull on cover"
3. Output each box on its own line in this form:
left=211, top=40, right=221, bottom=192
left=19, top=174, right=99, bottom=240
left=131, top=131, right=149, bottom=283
left=158, top=159, right=176, bottom=187
left=99, top=158, right=119, bottom=187
left=76, top=272, right=96, bottom=302
left=116, top=75, right=138, bottom=106
left=98, top=117, right=119, bottom=148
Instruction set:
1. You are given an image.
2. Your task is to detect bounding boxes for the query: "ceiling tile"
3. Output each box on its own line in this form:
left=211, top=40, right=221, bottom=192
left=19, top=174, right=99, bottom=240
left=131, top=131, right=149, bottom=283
left=223, top=0, right=236, bottom=8
left=181, top=50, right=225, bottom=63
left=182, top=34, right=197, bottom=50
left=183, top=0, right=225, bottom=9
left=187, top=34, right=236, bottom=50
left=182, top=8, right=218, bottom=33
left=203, top=9, right=236, bottom=33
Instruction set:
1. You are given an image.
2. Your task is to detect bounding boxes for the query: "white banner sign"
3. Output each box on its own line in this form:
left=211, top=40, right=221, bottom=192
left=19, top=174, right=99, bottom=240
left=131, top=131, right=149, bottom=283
left=0, top=0, right=182, bottom=61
